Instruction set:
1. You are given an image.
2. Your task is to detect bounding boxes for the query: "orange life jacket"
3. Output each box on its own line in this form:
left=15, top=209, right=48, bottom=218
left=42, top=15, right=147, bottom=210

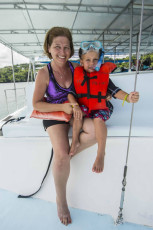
left=74, top=62, right=116, bottom=112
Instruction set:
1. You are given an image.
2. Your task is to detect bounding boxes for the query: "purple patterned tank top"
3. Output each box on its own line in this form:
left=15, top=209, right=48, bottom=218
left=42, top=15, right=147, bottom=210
left=46, top=61, right=75, bottom=104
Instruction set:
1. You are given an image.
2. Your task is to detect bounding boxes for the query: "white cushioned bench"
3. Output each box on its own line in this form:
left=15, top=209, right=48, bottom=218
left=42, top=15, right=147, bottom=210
left=2, top=71, right=153, bottom=137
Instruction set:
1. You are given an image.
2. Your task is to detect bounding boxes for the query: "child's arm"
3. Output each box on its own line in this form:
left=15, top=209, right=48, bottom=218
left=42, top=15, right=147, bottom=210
left=114, top=90, right=139, bottom=103
left=68, top=94, right=83, bottom=120
left=68, top=93, right=78, bottom=104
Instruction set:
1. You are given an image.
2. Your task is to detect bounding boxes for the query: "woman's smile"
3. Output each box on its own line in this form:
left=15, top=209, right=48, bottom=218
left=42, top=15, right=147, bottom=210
left=48, top=36, right=71, bottom=65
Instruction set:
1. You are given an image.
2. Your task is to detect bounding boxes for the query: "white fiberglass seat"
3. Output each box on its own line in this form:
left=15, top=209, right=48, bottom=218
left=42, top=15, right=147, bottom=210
left=2, top=71, right=153, bottom=137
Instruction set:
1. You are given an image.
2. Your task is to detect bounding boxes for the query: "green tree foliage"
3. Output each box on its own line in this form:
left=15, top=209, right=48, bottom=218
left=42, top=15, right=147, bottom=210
left=0, top=64, right=29, bottom=83
left=0, top=54, right=153, bottom=83
left=104, top=56, right=113, bottom=61
left=0, top=63, right=44, bottom=83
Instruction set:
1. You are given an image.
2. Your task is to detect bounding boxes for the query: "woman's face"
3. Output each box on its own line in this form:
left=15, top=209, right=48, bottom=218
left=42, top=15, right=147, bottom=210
left=48, top=36, right=71, bottom=65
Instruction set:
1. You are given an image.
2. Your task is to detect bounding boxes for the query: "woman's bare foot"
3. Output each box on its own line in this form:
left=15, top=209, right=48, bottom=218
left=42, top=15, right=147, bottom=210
left=69, top=140, right=80, bottom=156
left=56, top=198, right=72, bottom=225
left=92, top=154, right=105, bottom=173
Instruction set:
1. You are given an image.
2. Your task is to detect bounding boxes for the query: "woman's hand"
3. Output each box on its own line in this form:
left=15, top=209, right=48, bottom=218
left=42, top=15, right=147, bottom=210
left=62, top=102, right=78, bottom=114
left=62, top=103, right=73, bottom=114
left=72, top=105, right=83, bottom=120
left=127, top=92, right=139, bottom=103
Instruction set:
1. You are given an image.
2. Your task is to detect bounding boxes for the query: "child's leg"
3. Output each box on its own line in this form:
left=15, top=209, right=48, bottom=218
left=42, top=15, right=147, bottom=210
left=69, top=117, right=83, bottom=156
left=92, top=118, right=107, bottom=173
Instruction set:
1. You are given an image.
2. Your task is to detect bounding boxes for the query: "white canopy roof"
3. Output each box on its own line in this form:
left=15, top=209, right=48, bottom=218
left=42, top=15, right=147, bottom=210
left=0, top=0, right=153, bottom=59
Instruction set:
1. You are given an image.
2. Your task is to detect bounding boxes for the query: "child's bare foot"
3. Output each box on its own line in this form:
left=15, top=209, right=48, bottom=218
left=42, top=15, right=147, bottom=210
left=69, top=140, right=80, bottom=156
left=56, top=198, right=72, bottom=225
left=92, top=154, right=105, bottom=173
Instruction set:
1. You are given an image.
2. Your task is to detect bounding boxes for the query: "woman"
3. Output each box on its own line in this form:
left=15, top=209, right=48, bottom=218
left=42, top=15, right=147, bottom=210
left=32, top=27, right=97, bottom=226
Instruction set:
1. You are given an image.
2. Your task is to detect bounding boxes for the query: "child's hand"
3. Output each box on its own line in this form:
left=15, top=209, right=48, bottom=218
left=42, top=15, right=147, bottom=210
left=128, top=92, right=139, bottom=103
left=73, top=105, right=83, bottom=120
left=106, top=93, right=112, bottom=101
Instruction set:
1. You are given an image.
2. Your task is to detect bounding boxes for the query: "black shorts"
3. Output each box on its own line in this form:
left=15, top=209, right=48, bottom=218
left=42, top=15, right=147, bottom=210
left=43, top=119, right=69, bottom=131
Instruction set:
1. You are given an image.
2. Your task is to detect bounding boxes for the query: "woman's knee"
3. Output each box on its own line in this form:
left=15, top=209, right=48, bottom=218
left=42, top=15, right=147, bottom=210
left=53, top=149, right=70, bottom=170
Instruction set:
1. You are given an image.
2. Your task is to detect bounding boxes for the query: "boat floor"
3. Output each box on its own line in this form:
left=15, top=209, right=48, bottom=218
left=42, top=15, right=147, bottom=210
left=0, top=189, right=152, bottom=230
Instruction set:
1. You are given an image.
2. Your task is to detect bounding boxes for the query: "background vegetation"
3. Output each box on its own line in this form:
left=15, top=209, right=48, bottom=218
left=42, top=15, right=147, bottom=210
left=105, top=53, right=153, bottom=69
left=0, top=63, right=44, bottom=83
left=0, top=53, right=153, bottom=83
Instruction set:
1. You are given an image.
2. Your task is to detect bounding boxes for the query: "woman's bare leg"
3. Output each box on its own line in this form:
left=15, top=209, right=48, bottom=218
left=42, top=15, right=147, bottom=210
left=47, top=124, right=71, bottom=226
left=92, top=118, right=107, bottom=173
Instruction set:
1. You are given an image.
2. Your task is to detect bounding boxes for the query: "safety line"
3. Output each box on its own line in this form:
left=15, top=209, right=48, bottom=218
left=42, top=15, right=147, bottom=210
left=115, top=0, right=144, bottom=225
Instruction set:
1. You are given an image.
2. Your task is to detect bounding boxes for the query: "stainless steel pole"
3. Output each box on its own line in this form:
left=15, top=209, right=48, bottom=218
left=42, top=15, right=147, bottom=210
left=27, top=62, right=31, bottom=83
left=32, top=58, right=36, bottom=81
left=11, top=48, right=18, bottom=110
left=129, top=0, right=133, bottom=71
left=116, top=0, right=144, bottom=225
left=103, top=33, right=105, bottom=63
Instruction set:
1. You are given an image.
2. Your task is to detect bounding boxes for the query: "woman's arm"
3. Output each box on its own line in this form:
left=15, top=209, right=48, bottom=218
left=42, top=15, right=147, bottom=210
left=32, top=67, right=73, bottom=114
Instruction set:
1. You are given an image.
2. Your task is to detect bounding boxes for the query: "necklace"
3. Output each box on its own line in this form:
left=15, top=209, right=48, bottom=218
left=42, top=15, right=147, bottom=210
left=53, top=69, right=65, bottom=79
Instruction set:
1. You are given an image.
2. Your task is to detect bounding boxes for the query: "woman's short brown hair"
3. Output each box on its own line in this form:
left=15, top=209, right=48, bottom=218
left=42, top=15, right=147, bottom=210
left=43, top=27, right=74, bottom=59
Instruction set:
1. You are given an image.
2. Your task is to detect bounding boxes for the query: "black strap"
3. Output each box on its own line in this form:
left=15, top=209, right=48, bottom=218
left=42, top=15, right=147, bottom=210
left=47, top=63, right=53, bottom=78
left=81, top=71, right=97, bottom=99
left=78, top=71, right=106, bottom=102
left=18, top=148, right=54, bottom=198
left=98, top=92, right=102, bottom=102
left=81, top=71, right=97, bottom=86
left=78, top=93, right=106, bottom=101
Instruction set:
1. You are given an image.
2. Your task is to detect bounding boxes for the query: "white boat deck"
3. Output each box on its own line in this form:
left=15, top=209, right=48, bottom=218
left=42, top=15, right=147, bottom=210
left=0, top=188, right=152, bottom=230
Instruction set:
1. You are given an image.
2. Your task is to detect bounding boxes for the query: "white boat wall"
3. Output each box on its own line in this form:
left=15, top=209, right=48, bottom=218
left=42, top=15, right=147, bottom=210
left=0, top=71, right=153, bottom=227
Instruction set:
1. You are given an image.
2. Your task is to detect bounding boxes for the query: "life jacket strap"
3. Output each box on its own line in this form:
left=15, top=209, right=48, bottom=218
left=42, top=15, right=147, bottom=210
left=78, top=70, right=106, bottom=103
left=81, top=74, right=97, bottom=86
left=81, top=71, right=98, bottom=99
left=77, top=93, right=106, bottom=102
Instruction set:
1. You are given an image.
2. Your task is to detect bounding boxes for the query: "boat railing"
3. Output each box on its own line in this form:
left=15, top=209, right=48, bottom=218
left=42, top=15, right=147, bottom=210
left=4, top=87, right=27, bottom=115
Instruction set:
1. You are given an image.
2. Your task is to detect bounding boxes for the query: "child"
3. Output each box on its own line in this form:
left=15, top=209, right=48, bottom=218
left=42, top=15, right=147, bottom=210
left=68, top=40, right=139, bottom=173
